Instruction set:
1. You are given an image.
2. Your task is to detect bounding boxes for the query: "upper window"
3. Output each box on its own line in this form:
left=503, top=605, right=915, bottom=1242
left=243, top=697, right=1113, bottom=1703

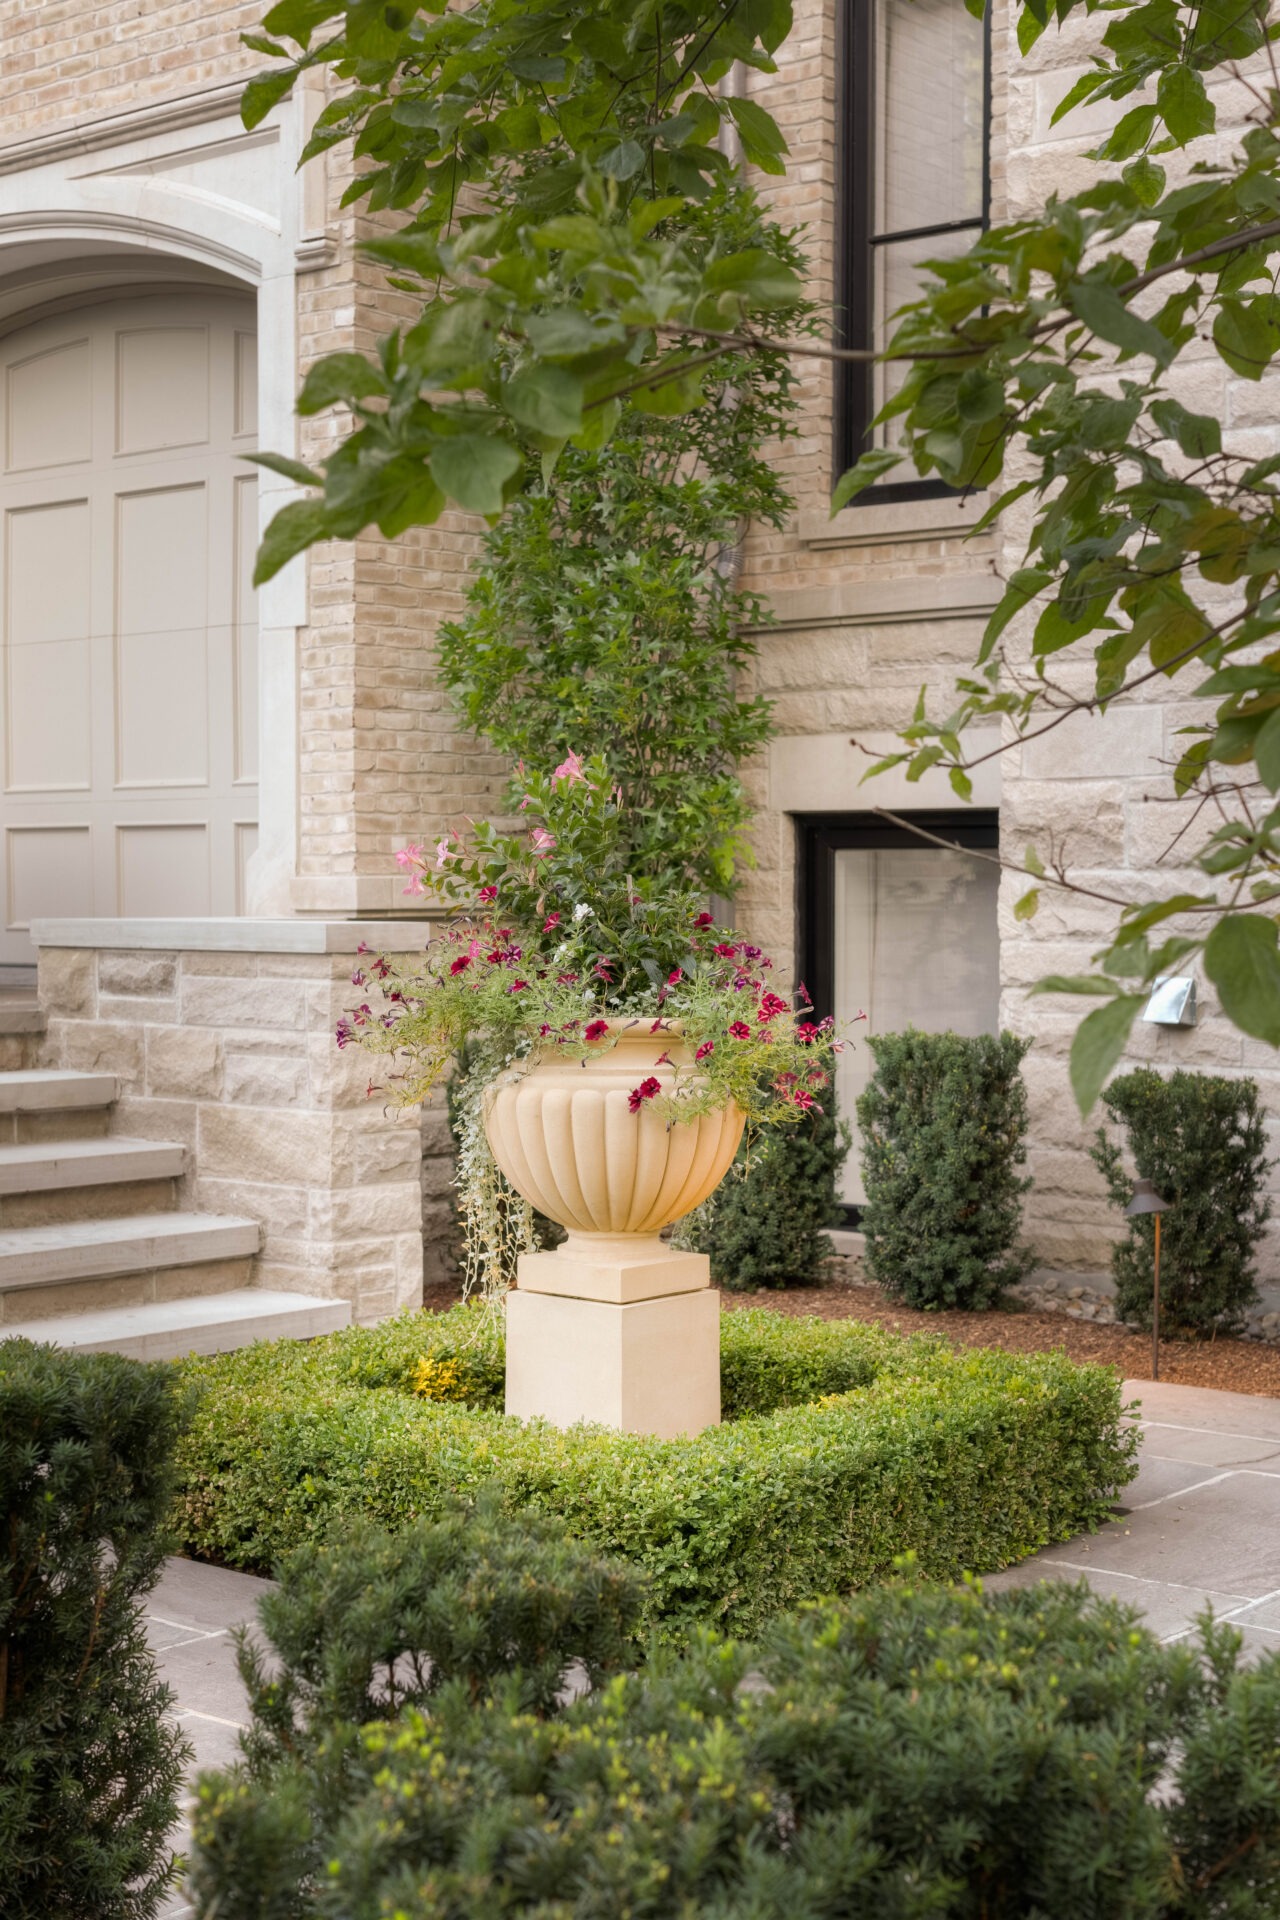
left=838, top=0, right=990, bottom=499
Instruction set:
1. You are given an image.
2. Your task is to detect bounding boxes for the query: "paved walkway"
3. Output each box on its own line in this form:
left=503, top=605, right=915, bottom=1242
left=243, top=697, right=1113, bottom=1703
left=150, top=1377, right=1280, bottom=1914
left=985, top=1378, right=1280, bottom=1649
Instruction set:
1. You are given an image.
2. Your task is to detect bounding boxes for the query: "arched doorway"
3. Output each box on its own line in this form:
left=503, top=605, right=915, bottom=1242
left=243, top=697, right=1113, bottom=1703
left=0, top=289, right=259, bottom=969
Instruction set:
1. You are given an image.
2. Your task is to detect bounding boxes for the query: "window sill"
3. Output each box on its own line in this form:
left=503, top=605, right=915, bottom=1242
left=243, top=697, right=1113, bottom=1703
left=796, top=492, right=992, bottom=550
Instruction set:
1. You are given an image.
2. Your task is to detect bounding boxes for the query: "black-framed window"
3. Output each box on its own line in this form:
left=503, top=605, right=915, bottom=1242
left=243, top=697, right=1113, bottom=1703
left=837, top=0, right=990, bottom=504
left=798, top=811, right=1000, bottom=1220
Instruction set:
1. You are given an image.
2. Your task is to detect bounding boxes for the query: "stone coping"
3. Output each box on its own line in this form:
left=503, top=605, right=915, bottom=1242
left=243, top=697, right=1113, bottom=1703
left=29, top=917, right=436, bottom=955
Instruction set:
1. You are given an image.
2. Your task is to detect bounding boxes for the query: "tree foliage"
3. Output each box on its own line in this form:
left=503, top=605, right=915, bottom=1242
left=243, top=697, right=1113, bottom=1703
left=243, top=0, right=1280, bottom=1096
left=436, top=199, right=803, bottom=895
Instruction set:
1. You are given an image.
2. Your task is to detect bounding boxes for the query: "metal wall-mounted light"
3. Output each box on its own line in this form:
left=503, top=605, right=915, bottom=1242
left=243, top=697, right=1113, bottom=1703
left=1142, top=976, right=1197, bottom=1027
left=1125, top=1177, right=1171, bottom=1379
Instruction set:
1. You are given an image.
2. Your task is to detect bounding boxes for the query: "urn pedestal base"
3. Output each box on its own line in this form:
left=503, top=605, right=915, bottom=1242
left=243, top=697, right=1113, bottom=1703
left=505, top=1244, right=720, bottom=1437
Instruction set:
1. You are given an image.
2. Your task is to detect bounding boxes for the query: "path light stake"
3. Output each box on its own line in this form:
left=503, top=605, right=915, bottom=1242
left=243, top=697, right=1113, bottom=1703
left=1125, top=1178, right=1171, bottom=1381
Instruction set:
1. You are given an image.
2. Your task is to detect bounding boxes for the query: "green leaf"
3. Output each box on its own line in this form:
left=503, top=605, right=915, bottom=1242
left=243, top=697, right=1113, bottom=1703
left=247, top=451, right=324, bottom=486
left=1014, top=886, right=1040, bottom=921
left=1150, top=396, right=1221, bottom=458
left=949, top=765, right=974, bottom=801
left=830, top=449, right=903, bottom=512
left=1256, top=708, right=1280, bottom=793
left=241, top=64, right=299, bottom=131
left=1070, top=278, right=1173, bottom=366
left=1103, top=104, right=1158, bottom=162
left=428, top=435, right=523, bottom=516
left=1025, top=845, right=1046, bottom=877
left=1157, top=65, right=1215, bottom=146
left=297, top=353, right=387, bottom=415
left=253, top=498, right=332, bottom=585
left=726, top=96, right=789, bottom=172
left=1069, top=996, right=1144, bottom=1114
left=1122, top=155, right=1166, bottom=207
left=504, top=366, right=584, bottom=438
left=1213, top=297, right=1280, bottom=381
left=957, top=369, right=1005, bottom=424
left=597, top=140, right=645, bottom=180
left=1205, top=915, right=1280, bottom=1045
left=702, top=248, right=802, bottom=310
left=1034, top=975, right=1121, bottom=996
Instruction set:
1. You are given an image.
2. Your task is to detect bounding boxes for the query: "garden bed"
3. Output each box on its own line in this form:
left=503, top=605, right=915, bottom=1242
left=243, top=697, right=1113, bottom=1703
left=174, top=1305, right=1136, bottom=1642
left=730, top=1282, right=1280, bottom=1398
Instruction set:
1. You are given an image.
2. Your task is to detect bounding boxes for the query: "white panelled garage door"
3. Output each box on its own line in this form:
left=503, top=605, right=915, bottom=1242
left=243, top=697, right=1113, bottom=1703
left=0, top=292, right=259, bottom=966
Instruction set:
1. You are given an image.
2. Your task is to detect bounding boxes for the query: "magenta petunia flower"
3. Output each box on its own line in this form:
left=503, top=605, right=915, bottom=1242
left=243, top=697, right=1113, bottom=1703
left=585, top=1019, right=609, bottom=1041
left=628, top=1076, right=662, bottom=1113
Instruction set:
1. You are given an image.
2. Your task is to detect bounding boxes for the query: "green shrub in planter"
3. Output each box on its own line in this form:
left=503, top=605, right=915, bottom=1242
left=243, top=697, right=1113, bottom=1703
left=857, top=1030, right=1034, bottom=1310
left=190, top=1547, right=1280, bottom=1920
left=678, top=1096, right=851, bottom=1289
left=0, top=1338, right=192, bottom=1920
left=1091, top=1066, right=1273, bottom=1336
left=174, top=1305, right=1136, bottom=1643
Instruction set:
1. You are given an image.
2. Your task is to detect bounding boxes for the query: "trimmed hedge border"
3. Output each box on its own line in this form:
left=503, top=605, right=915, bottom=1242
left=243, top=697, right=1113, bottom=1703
left=175, top=1306, right=1138, bottom=1642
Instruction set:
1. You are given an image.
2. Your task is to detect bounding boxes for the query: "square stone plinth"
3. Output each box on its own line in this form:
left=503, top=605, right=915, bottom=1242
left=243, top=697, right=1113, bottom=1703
left=505, top=1286, right=720, bottom=1438
left=518, top=1238, right=710, bottom=1304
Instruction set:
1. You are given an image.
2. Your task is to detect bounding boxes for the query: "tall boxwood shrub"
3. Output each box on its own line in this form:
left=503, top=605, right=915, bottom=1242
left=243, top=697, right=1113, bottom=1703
left=0, top=1338, right=191, bottom=1920
left=1090, top=1067, right=1273, bottom=1336
left=678, top=1096, right=850, bottom=1289
left=857, top=1030, right=1034, bottom=1309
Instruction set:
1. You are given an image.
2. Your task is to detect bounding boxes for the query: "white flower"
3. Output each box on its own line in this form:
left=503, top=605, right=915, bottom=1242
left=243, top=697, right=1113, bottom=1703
left=573, top=902, right=593, bottom=920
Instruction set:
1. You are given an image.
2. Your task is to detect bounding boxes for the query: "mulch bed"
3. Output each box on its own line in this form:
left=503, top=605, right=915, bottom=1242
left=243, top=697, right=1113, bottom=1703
left=423, top=1277, right=1280, bottom=1399
left=723, top=1282, right=1280, bottom=1399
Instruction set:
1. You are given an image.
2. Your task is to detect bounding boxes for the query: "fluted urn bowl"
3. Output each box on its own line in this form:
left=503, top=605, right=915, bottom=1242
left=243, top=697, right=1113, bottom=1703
left=482, top=1020, right=744, bottom=1235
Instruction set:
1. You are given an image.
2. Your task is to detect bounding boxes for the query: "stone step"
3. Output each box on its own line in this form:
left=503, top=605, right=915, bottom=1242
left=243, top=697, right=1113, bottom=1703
left=6, top=1288, right=350, bottom=1360
left=0, top=1212, right=260, bottom=1292
left=0, top=1136, right=185, bottom=1195
left=0, top=1070, right=116, bottom=1111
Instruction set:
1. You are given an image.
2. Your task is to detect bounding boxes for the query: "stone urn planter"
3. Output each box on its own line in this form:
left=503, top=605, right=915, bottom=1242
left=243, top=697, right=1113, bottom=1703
left=483, top=1021, right=744, bottom=1438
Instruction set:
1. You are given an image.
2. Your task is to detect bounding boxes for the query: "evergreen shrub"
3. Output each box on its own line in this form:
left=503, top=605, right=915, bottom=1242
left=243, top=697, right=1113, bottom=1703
left=173, top=1306, right=1136, bottom=1643
left=191, top=1556, right=1280, bottom=1920
left=0, top=1338, right=192, bottom=1920
left=857, top=1030, right=1034, bottom=1309
left=1090, top=1067, right=1273, bottom=1336
left=678, top=1097, right=850, bottom=1289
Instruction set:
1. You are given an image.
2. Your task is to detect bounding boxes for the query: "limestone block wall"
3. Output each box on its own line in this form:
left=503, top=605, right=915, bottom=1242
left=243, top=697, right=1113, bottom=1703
left=32, top=923, right=455, bottom=1320
left=996, top=12, right=1280, bottom=1273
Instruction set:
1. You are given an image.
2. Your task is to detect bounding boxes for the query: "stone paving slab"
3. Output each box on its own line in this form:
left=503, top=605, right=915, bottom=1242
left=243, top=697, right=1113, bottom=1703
left=984, top=1377, right=1280, bottom=1649
left=148, top=1558, right=273, bottom=1920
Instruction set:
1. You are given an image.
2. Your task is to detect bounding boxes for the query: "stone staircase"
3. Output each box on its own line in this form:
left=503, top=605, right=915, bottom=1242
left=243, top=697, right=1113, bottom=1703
left=0, top=1002, right=350, bottom=1359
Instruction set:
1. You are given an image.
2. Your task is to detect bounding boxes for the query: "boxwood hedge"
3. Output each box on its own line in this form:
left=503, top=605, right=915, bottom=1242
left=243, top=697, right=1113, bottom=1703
left=175, top=1305, right=1137, bottom=1642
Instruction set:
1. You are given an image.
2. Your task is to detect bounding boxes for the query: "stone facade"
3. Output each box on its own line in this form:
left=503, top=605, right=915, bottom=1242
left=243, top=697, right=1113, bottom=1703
left=5, top=0, right=1280, bottom=1297
left=32, top=925, right=454, bottom=1316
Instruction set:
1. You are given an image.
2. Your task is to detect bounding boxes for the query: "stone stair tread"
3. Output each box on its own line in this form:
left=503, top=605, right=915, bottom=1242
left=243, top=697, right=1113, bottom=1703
left=0, top=1136, right=185, bottom=1194
left=0, top=1069, right=117, bottom=1111
left=6, top=1289, right=350, bottom=1360
left=0, top=1212, right=261, bottom=1288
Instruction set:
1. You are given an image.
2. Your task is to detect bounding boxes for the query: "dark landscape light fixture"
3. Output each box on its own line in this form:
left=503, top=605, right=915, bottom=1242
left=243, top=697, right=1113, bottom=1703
left=1125, top=1178, right=1170, bottom=1381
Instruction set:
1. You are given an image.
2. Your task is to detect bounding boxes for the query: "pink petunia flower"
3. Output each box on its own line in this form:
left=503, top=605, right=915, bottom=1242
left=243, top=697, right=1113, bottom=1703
left=509, top=979, right=529, bottom=992
left=695, top=1041, right=714, bottom=1062
left=478, top=885, right=498, bottom=903
left=667, top=967, right=683, bottom=985
left=395, top=844, right=423, bottom=869
left=435, top=837, right=456, bottom=870
left=628, top=1076, right=661, bottom=1113
left=694, top=911, right=714, bottom=928
left=757, top=992, right=788, bottom=1023
left=543, top=911, right=561, bottom=932
left=714, top=943, right=739, bottom=959
left=729, top=1020, right=751, bottom=1040
left=531, top=828, right=556, bottom=854
left=401, top=874, right=425, bottom=897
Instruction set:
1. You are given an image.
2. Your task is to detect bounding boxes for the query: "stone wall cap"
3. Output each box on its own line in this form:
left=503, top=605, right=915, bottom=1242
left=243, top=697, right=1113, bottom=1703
left=29, top=917, right=436, bottom=955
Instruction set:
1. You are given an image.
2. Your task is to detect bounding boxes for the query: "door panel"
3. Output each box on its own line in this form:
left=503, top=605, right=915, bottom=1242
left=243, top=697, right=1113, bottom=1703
left=0, top=293, right=258, bottom=963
